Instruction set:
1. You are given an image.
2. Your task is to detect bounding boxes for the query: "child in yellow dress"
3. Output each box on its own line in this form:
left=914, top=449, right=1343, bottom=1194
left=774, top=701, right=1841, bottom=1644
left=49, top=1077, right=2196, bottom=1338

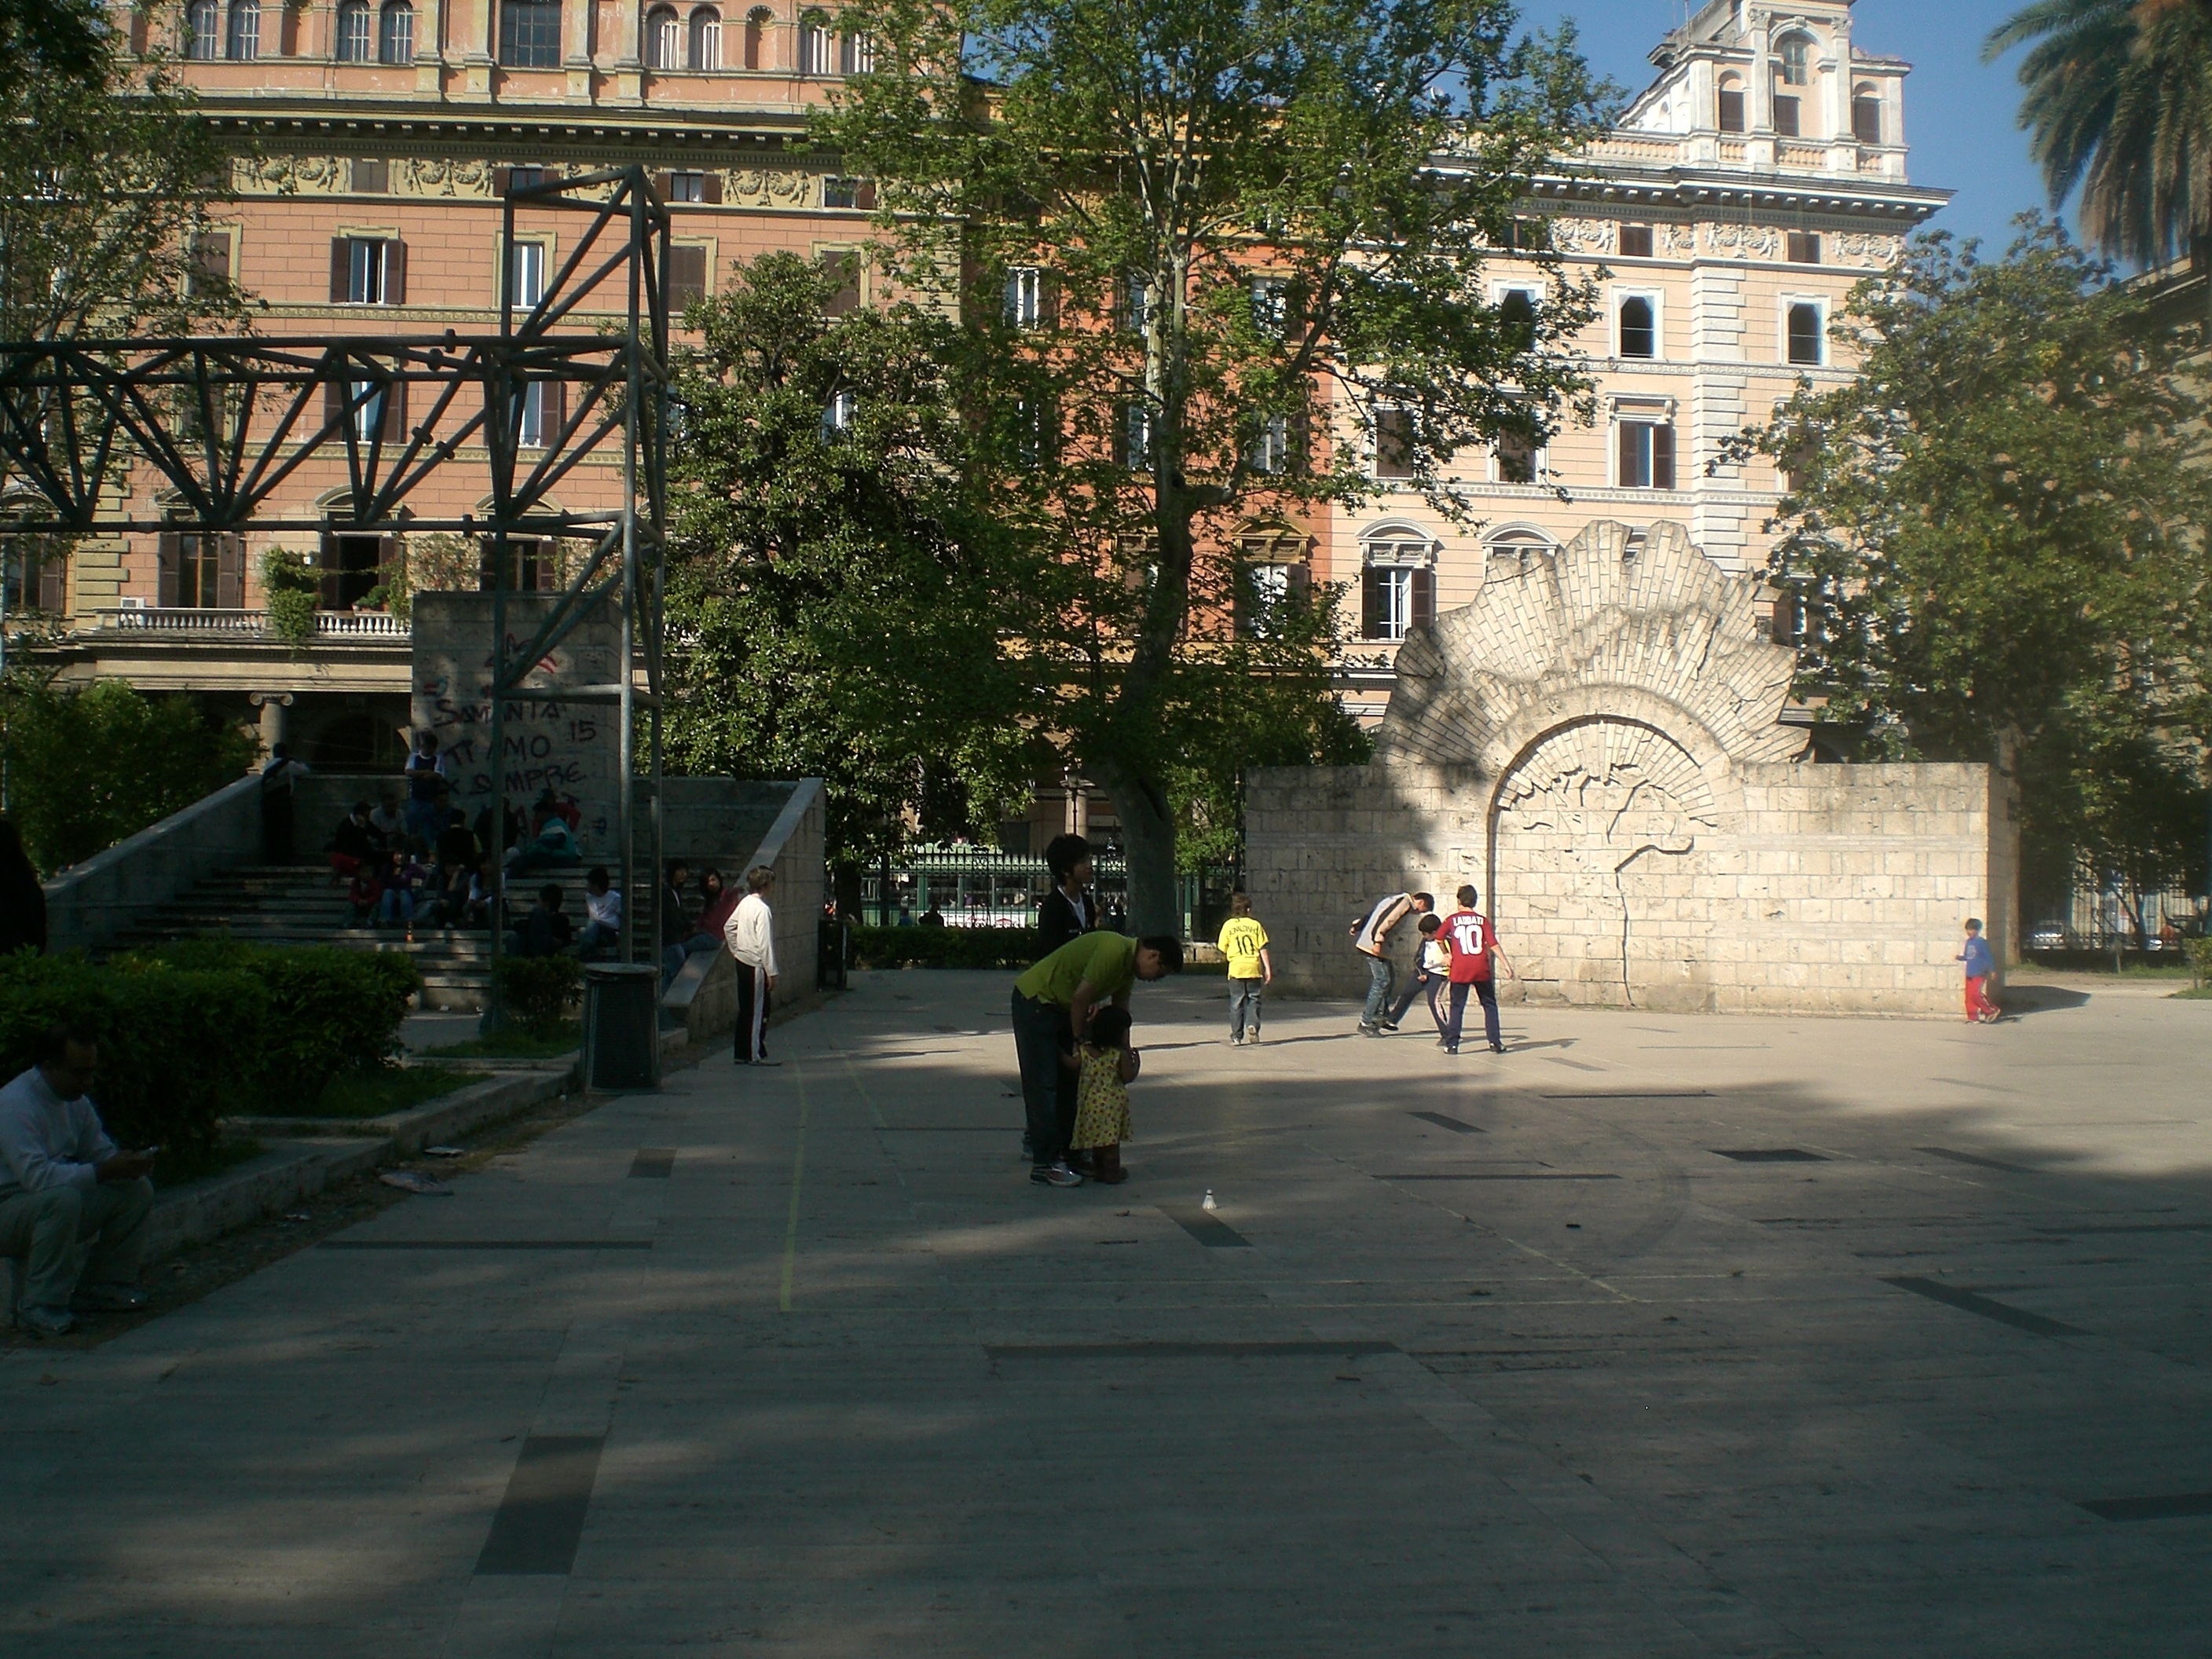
left=1064, top=1005, right=1140, bottom=1185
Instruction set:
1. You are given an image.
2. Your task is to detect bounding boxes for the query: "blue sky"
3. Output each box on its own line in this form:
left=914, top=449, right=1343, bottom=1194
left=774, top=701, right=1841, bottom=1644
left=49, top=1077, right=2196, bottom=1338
left=1512, top=0, right=2053, bottom=257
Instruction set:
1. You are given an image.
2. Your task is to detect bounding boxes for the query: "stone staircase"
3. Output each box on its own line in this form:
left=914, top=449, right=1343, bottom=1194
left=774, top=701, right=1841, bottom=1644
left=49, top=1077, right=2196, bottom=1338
left=108, top=862, right=659, bottom=1012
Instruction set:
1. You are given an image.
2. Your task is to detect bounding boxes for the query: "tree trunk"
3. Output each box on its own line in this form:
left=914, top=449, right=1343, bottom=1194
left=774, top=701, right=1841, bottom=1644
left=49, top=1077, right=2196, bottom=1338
left=1992, top=727, right=2024, bottom=969
left=1096, top=759, right=1180, bottom=937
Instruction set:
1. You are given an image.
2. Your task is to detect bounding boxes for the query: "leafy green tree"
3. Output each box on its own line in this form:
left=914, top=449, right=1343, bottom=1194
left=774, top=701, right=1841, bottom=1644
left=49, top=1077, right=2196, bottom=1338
left=1730, top=222, right=2212, bottom=953
left=0, top=674, right=258, bottom=873
left=664, top=252, right=1038, bottom=882
left=1990, top=0, right=2212, bottom=272
left=0, top=7, right=247, bottom=606
left=819, top=0, right=1606, bottom=929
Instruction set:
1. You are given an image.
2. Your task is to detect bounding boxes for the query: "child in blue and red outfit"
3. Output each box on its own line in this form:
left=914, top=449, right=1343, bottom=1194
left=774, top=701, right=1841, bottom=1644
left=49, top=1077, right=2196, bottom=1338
left=1957, top=918, right=1999, bottom=1024
left=1441, top=884, right=1516, bottom=1055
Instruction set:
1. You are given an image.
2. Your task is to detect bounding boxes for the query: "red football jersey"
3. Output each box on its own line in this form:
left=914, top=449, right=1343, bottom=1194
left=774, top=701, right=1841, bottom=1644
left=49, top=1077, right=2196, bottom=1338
left=1444, top=910, right=1496, bottom=982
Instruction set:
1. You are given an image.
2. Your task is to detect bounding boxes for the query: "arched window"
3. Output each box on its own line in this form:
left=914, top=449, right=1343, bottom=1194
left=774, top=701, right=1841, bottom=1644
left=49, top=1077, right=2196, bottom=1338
left=1787, top=302, right=1825, bottom=366
left=1618, top=295, right=1656, bottom=359
left=1486, top=528, right=1554, bottom=565
left=1852, top=86, right=1882, bottom=145
left=690, top=6, right=722, bottom=68
left=799, top=13, right=832, bottom=74
left=226, top=0, right=260, bottom=60
left=743, top=6, right=767, bottom=68
left=1716, top=73, right=1745, bottom=132
left=379, top=2, right=414, bottom=63
left=335, top=0, right=372, bottom=60
left=1360, top=533, right=1434, bottom=643
left=498, top=0, right=561, bottom=67
left=838, top=27, right=873, bottom=73
left=1775, top=33, right=1811, bottom=86
left=186, top=0, right=221, bottom=60
left=647, top=5, right=681, bottom=67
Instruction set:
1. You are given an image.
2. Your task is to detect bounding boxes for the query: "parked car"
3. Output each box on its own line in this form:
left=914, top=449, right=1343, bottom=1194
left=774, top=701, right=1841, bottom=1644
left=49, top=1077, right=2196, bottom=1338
left=2027, top=920, right=2070, bottom=952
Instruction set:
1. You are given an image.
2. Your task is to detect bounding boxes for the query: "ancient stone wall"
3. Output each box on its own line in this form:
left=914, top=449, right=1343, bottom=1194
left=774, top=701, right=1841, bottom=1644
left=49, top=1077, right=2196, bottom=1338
left=1246, top=522, right=1998, bottom=1017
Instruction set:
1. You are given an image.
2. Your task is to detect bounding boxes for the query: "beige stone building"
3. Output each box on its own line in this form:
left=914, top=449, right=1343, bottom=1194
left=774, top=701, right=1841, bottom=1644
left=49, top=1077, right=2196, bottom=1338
left=1329, top=0, right=1948, bottom=727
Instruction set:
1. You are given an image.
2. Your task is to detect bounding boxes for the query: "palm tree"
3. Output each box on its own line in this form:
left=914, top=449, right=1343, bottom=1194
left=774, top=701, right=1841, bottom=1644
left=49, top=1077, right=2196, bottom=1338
left=1988, top=0, right=2212, bottom=270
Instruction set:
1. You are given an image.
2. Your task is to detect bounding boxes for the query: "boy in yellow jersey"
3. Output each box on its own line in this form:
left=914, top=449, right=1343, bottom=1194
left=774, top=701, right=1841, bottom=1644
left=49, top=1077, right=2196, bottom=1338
left=1216, top=891, right=1273, bottom=1046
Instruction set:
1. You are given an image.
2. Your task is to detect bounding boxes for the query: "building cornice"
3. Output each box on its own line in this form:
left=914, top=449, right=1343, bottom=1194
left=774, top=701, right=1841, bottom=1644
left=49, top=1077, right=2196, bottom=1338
left=1526, top=167, right=1950, bottom=226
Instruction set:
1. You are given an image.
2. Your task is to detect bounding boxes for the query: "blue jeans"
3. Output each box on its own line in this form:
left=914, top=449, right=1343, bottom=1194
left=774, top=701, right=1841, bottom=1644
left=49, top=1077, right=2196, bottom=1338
left=379, top=888, right=416, bottom=925
left=1445, top=979, right=1500, bottom=1052
left=1229, top=978, right=1263, bottom=1040
left=1361, top=955, right=1393, bottom=1026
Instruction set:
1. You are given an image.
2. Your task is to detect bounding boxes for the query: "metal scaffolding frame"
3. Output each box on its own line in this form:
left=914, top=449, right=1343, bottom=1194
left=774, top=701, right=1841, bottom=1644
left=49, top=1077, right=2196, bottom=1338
left=0, top=166, right=672, bottom=1018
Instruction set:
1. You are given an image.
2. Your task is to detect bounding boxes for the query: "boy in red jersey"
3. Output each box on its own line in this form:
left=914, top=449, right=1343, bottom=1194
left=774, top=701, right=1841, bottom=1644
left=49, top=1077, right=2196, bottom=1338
left=1441, top=884, right=1515, bottom=1056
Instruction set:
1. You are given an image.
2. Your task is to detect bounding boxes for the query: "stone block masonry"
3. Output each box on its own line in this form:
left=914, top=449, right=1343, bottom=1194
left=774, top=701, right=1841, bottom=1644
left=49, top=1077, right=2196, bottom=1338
left=1247, top=522, right=1998, bottom=1017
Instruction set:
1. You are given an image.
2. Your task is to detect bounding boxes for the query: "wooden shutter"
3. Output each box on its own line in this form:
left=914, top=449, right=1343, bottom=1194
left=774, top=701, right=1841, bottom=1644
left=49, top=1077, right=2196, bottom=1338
left=1284, top=562, right=1312, bottom=599
left=324, top=379, right=345, bottom=432
left=1412, top=568, right=1435, bottom=632
left=1039, top=271, right=1060, bottom=328
left=35, top=551, right=64, bottom=613
left=156, top=532, right=181, bottom=607
left=1617, top=422, right=1639, bottom=488
left=701, top=171, right=723, bottom=204
left=215, top=534, right=244, bottom=608
left=537, top=540, right=559, bottom=591
left=383, top=377, right=408, bottom=441
left=329, top=237, right=351, bottom=302
left=1652, top=423, right=1675, bottom=490
left=653, top=170, right=676, bottom=199
left=668, top=244, right=708, bottom=307
left=385, top=240, right=407, bottom=304
left=1361, top=567, right=1384, bottom=638
left=492, top=166, right=512, bottom=196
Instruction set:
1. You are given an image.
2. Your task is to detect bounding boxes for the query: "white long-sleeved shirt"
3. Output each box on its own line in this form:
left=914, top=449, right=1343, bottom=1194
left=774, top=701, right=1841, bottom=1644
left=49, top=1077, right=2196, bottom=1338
left=724, top=891, right=777, bottom=975
left=0, top=1065, right=118, bottom=1199
left=586, top=887, right=622, bottom=930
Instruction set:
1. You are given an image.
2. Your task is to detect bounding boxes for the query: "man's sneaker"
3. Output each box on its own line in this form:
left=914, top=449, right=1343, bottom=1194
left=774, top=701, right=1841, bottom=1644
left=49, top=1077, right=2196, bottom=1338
left=73, top=1284, right=148, bottom=1313
left=1490, top=1042, right=1507, bottom=1054
left=1379, top=1020, right=1401, bottom=1032
left=1357, top=1022, right=1382, bottom=1037
left=16, top=1305, right=72, bottom=1338
left=1030, top=1162, right=1083, bottom=1188
left=1068, top=1150, right=1097, bottom=1175
left=1020, top=1137, right=1035, bottom=1161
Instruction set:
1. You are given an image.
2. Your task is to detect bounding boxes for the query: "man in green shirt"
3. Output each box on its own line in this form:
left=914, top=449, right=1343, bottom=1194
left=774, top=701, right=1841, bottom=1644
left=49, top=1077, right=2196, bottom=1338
left=1013, top=930, right=1183, bottom=1185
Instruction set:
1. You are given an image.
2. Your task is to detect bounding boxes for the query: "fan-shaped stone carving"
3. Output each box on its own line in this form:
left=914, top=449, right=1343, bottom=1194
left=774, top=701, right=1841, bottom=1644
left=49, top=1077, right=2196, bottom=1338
left=1379, top=521, right=1802, bottom=1007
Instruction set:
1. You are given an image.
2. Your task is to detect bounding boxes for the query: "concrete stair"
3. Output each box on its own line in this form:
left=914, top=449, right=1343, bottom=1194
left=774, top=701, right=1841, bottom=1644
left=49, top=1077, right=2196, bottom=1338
left=110, top=863, right=658, bottom=1012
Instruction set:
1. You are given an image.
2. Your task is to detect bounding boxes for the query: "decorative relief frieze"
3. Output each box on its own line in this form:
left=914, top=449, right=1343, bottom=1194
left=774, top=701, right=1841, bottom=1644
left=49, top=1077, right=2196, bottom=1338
left=229, top=154, right=824, bottom=208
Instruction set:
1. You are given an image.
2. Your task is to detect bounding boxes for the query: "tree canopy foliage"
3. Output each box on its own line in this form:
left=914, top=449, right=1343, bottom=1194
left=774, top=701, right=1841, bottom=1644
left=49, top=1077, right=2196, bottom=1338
left=0, top=676, right=258, bottom=873
left=664, top=252, right=1039, bottom=870
left=814, top=0, right=1608, bottom=926
left=1732, top=222, right=2211, bottom=941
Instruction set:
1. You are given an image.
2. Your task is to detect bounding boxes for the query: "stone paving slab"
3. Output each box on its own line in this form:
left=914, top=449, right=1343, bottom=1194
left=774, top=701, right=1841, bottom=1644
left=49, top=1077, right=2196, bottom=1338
left=2, top=970, right=2210, bottom=1654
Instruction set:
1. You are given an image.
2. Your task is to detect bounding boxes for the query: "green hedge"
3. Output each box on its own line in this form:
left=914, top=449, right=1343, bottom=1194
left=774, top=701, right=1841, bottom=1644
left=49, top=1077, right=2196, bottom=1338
left=848, top=925, right=1042, bottom=971
left=0, top=943, right=422, bottom=1163
left=134, top=941, right=421, bottom=1104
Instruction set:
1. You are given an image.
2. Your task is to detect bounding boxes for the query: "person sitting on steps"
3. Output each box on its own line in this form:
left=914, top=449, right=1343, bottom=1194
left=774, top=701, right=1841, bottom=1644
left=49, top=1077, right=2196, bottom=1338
left=0, top=1024, right=155, bottom=1339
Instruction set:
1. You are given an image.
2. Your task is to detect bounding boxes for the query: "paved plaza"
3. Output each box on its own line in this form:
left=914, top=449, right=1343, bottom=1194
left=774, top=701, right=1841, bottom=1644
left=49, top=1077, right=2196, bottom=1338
left=3, top=970, right=2210, bottom=1655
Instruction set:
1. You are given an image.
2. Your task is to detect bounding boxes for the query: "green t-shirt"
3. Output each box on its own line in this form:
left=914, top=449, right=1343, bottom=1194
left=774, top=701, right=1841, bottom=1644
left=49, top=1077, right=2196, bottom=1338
left=1016, top=931, right=1140, bottom=1006
left=1216, top=916, right=1269, bottom=979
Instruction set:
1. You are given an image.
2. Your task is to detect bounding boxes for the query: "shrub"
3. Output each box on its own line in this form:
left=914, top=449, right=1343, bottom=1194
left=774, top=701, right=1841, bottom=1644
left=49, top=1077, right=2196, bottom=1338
left=262, top=547, right=319, bottom=644
left=0, top=951, right=269, bottom=1159
left=496, top=954, right=583, bottom=1037
left=848, top=924, right=1042, bottom=971
left=130, top=940, right=420, bottom=1103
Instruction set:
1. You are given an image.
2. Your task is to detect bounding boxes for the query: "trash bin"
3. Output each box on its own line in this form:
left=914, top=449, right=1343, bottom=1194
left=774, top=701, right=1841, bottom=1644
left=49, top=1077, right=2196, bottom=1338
left=583, top=961, right=661, bottom=1092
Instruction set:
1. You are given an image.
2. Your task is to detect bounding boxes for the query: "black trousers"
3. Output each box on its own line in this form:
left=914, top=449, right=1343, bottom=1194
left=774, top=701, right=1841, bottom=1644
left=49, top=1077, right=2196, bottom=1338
left=1445, top=979, right=1500, bottom=1052
left=1011, top=990, right=1076, bottom=1166
left=734, top=961, right=771, bottom=1062
left=262, top=792, right=295, bottom=863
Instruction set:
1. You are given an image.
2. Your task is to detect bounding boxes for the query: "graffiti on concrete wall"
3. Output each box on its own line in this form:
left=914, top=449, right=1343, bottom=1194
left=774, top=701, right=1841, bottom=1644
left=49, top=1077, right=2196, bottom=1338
left=408, top=593, right=623, bottom=854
